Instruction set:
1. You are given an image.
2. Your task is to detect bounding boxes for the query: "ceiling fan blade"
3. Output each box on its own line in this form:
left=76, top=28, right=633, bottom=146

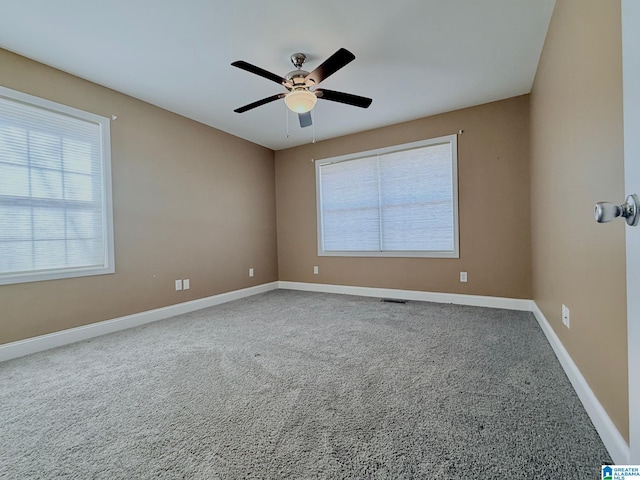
left=298, top=112, right=312, bottom=128
left=316, top=89, right=373, bottom=108
left=234, top=93, right=285, bottom=113
left=305, top=48, right=355, bottom=85
left=231, top=60, right=287, bottom=86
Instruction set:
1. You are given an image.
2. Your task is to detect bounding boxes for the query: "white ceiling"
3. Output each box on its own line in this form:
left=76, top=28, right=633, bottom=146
left=0, top=0, right=556, bottom=151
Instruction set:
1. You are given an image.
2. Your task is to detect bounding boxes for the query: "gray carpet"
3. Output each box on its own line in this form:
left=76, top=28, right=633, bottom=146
left=0, top=290, right=611, bottom=479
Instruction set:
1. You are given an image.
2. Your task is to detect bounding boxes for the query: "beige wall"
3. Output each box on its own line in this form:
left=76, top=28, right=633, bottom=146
left=275, top=96, right=532, bottom=299
left=0, top=49, right=278, bottom=345
left=530, top=0, right=628, bottom=439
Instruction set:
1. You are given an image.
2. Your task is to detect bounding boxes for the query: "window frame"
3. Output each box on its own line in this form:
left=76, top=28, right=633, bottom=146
left=315, top=134, right=459, bottom=258
left=0, top=85, right=115, bottom=285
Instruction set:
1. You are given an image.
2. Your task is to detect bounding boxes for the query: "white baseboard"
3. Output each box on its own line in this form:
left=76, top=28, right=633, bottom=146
left=531, top=302, right=630, bottom=464
left=1, top=281, right=528, bottom=363
left=278, top=281, right=534, bottom=311
left=0, top=281, right=279, bottom=363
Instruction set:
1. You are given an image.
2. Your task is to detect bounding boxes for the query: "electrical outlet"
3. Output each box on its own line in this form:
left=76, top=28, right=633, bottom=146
left=175, top=279, right=183, bottom=291
left=460, top=272, right=467, bottom=282
left=562, top=304, right=570, bottom=328
left=313, top=266, right=319, bottom=275
left=183, top=278, right=190, bottom=290
left=249, top=268, right=254, bottom=277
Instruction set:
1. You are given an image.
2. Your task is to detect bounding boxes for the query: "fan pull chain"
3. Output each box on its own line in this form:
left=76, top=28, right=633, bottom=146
left=285, top=103, right=290, bottom=138
left=312, top=110, right=316, bottom=143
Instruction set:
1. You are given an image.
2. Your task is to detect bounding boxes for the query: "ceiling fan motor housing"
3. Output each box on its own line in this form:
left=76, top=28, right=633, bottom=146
left=286, top=70, right=311, bottom=89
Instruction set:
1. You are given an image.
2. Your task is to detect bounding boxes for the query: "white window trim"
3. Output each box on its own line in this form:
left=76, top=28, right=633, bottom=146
left=315, top=134, right=459, bottom=258
left=0, top=86, right=115, bottom=285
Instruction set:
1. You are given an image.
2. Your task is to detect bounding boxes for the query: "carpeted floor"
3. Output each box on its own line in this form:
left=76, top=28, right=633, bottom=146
left=0, top=290, right=611, bottom=479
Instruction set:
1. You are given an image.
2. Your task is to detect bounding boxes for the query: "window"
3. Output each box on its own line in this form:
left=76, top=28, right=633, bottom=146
left=316, top=134, right=458, bottom=258
left=0, top=86, right=114, bottom=285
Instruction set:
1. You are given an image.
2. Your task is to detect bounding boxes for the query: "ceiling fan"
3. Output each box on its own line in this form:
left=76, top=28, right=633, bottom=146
left=231, top=48, right=373, bottom=128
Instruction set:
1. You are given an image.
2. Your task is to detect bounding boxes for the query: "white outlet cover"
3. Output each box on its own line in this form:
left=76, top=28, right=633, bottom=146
left=183, top=279, right=190, bottom=290
left=313, top=266, right=319, bottom=275
left=175, top=279, right=183, bottom=291
left=562, top=304, right=570, bottom=328
left=249, top=268, right=254, bottom=277
left=460, top=272, right=467, bottom=282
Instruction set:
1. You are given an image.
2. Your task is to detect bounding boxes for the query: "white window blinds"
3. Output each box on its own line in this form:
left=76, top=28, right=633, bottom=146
left=316, top=135, right=458, bottom=257
left=0, top=87, right=114, bottom=285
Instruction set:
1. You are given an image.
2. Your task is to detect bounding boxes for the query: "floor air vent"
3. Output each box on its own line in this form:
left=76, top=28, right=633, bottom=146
left=380, top=298, right=407, bottom=304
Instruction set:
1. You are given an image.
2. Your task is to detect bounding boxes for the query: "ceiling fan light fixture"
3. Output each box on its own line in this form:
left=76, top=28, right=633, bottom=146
left=284, top=90, right=317, bottom=113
